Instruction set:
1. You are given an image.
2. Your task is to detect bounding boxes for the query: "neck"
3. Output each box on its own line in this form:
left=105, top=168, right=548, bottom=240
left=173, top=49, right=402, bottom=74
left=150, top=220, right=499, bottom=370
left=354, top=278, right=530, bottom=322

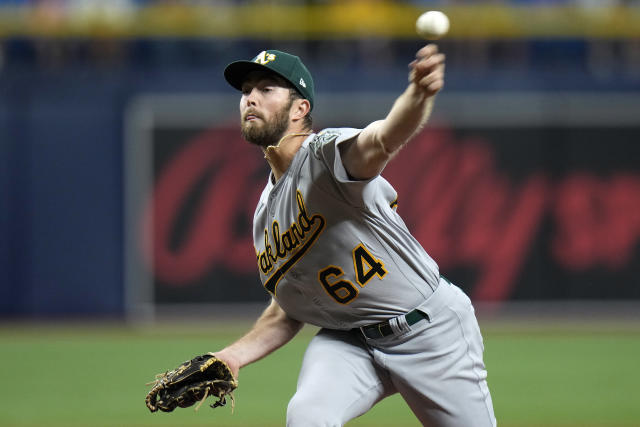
left=263, top=132, right=312, bottom=181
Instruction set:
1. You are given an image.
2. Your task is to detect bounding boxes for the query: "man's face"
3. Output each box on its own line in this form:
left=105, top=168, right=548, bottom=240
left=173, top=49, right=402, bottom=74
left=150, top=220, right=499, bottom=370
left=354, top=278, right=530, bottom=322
left=239, top=71, right=293, bottom=148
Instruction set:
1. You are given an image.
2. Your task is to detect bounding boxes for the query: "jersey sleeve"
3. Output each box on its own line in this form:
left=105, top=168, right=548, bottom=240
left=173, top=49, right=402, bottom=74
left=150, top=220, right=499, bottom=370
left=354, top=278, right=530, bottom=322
left=308, top=128, right=385, bottom=209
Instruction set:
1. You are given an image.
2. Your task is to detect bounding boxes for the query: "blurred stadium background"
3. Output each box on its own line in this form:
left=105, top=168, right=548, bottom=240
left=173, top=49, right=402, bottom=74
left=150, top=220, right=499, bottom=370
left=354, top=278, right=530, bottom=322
left=1, top=1, right=639, bottom=426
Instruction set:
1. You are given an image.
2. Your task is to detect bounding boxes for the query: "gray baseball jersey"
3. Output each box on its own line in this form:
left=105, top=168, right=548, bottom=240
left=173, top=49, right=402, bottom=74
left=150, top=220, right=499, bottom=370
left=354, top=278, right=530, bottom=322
left=253, top=128, right=440, bottom=330
left=253, top=127, right=496, bottom=426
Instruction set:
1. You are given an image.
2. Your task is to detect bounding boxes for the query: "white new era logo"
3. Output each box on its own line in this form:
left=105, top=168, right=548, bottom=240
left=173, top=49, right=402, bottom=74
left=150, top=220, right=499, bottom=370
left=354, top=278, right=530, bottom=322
left=299, top=78, right=306, bottom=88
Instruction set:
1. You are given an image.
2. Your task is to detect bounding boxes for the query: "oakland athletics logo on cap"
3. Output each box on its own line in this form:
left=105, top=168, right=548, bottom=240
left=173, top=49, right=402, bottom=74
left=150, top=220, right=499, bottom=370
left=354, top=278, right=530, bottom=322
left=254, top=51, right=276, bottom=65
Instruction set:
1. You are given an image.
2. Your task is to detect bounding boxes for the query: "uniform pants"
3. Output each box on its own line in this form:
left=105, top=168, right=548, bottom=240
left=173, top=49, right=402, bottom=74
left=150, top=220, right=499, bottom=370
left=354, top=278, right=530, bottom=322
left=286, top=281, right=496, bottom=427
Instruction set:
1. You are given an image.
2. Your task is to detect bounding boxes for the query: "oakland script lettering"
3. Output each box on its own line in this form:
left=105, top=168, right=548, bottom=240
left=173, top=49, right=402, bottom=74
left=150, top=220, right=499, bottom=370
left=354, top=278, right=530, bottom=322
left=258, top=190, right=325, bottom=275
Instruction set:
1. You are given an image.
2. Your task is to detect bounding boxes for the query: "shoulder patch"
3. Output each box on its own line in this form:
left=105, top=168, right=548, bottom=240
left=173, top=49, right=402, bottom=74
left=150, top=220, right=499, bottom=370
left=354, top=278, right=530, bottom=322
left=309, top=129, right=341, bottom=156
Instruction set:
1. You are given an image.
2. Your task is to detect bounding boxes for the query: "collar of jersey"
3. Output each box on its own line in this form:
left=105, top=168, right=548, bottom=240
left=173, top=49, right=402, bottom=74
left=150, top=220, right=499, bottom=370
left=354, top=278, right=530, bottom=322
left=266, top=133, right=316, bottom=189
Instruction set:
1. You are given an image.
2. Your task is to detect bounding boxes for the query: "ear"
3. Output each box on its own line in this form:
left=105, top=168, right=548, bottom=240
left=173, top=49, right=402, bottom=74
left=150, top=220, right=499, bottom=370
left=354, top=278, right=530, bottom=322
left=290, top=98, right=311, bottom=122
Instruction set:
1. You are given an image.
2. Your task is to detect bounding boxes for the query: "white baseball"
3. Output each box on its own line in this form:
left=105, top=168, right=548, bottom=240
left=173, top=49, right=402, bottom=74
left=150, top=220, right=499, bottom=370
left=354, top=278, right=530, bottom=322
left=416, top=11, right=450, bottom=40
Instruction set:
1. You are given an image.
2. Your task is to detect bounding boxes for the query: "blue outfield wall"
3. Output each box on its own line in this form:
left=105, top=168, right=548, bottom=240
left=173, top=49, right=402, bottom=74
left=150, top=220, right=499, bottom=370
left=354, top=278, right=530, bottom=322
left=1, top=70, right=126, bottom=315
left=0, top=38, right=639, bottom=317
left=0, top=66, right=224, bottom=316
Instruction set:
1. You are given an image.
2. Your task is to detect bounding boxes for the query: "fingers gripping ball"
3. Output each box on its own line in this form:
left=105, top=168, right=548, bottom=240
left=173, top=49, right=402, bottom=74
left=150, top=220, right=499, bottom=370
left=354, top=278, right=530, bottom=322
left=416, top=11, right=450, bottom=40
left=145, top=354, right=238, bottom=413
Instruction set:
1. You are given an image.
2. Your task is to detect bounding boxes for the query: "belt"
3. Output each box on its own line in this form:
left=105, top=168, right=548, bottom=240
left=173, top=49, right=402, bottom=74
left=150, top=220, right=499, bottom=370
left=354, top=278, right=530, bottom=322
left=358, top=309, right=428, bottom=340
left=356, top=275, right=452, bottom=340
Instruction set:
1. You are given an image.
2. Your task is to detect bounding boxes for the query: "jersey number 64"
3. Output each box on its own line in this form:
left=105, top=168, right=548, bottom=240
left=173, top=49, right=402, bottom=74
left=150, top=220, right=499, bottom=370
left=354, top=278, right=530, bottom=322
left=318, top=244, right=388, bottom=304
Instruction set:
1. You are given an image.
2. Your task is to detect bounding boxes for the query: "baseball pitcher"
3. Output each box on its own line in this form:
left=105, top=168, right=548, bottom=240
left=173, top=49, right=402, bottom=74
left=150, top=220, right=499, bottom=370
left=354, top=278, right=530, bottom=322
left=148, top=45, right=497, bottom=427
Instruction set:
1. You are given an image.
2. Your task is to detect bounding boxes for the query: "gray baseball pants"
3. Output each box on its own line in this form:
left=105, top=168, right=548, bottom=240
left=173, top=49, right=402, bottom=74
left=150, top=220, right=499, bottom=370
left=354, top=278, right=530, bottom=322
left=286, top=280, right=496, bottom=426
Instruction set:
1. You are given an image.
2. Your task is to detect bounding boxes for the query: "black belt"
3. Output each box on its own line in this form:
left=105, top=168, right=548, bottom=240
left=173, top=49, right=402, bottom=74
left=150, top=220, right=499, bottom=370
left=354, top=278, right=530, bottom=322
left=358, top=309, right=428, bottom=339
left=356, top=275, right=451, bottom=340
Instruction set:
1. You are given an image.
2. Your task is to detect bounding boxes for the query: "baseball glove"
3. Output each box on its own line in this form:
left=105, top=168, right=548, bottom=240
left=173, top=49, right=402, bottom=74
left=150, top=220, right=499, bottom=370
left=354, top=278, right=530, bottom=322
left=145, top=353, right=238, bottom=413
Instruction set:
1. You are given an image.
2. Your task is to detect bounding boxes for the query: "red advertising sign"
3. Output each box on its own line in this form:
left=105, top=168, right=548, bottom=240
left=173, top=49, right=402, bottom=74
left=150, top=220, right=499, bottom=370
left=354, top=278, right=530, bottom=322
left=139, top=124, right=640, bottom=304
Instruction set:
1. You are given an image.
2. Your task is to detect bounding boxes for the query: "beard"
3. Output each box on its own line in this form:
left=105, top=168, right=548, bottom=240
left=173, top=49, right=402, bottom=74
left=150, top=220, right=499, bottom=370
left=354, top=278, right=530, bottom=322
left=241, top=100, right=292, bottom=148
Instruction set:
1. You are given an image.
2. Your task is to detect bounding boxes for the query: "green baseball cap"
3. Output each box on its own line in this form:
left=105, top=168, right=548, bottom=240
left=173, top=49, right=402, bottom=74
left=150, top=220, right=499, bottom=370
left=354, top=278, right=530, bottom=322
left=224, top=50, right=315, bottom=110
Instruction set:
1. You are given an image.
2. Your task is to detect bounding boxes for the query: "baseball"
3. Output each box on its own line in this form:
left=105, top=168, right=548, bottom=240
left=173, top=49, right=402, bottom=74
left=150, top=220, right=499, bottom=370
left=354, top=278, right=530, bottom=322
left=416, top=11, right=450, bottom=40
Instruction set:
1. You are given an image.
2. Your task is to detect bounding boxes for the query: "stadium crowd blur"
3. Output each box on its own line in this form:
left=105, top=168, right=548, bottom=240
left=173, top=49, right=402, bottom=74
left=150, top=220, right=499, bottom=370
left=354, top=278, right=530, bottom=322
left=0, top=0, right=638, bottom=89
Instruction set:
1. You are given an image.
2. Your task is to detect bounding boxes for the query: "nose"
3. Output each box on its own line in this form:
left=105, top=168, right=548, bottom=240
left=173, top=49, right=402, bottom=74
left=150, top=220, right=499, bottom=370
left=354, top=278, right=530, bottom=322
left=243, top=88, right=258, bottom=106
